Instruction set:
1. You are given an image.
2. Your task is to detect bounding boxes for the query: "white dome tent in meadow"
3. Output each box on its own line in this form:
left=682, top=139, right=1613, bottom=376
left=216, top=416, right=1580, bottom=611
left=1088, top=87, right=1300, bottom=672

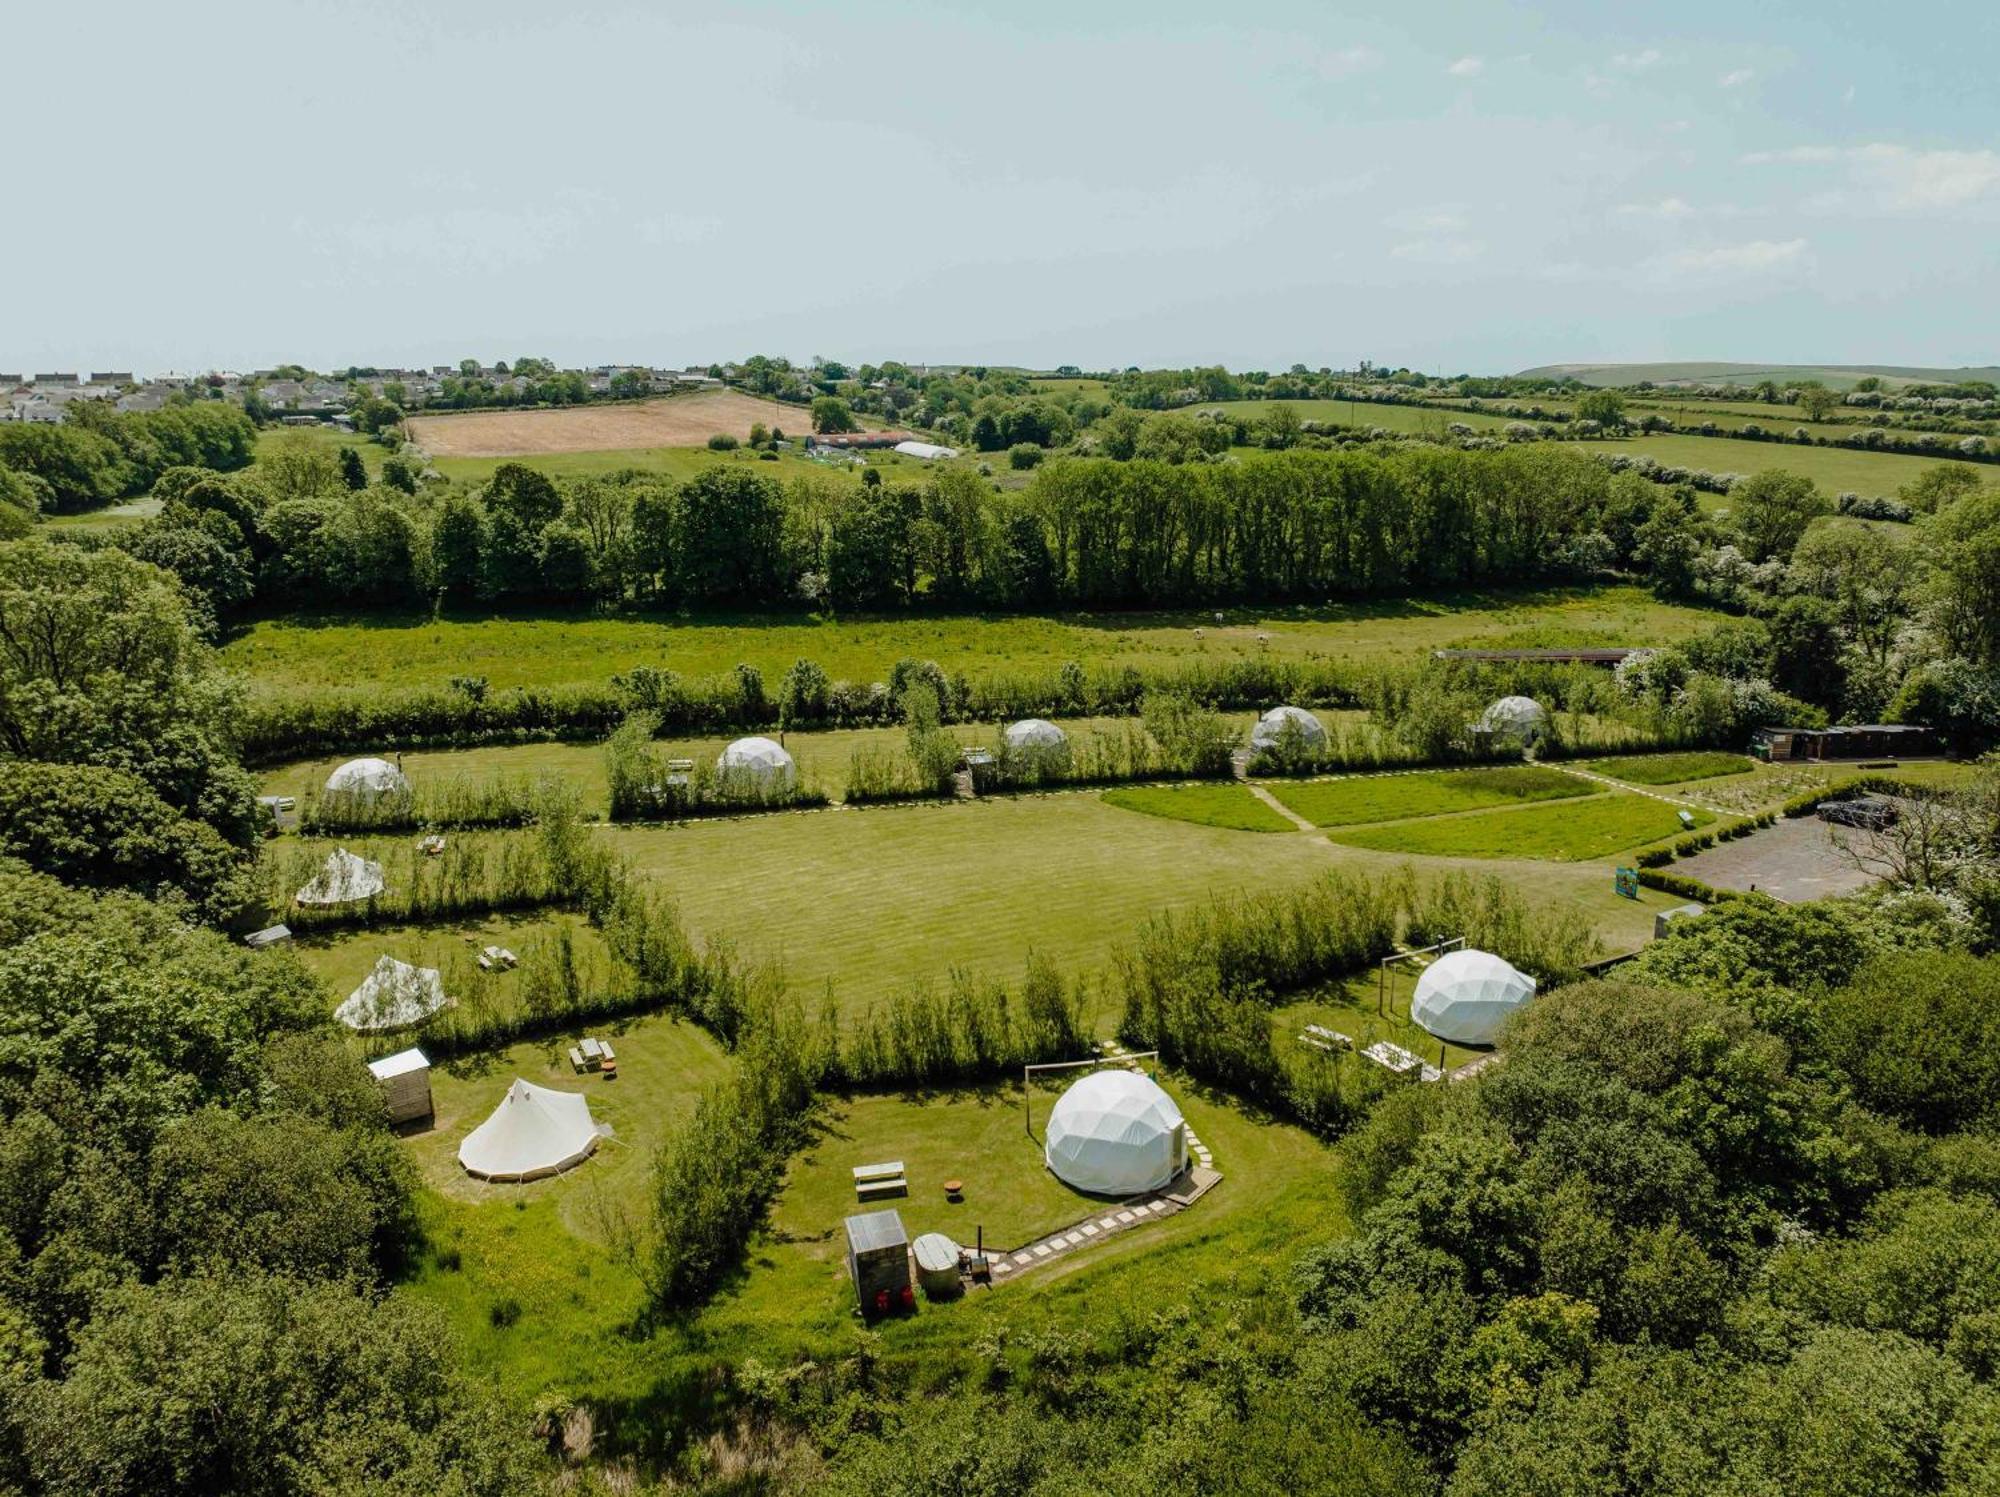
left=335, top=955, right=450, bottom=1033
left=294, top=847, right=385, bottom=907
left=1409, top=948, right=1537, bottom=1047
left=1474, top=695, right=1549, bottom=747
left=323, top=756, right=412, bottom=802
left=458, top=1078, right=601, bottom=1182
left=1003, top=718, right=1070, bottom=763
left=1044, top=1069, right=1188, bottom=1197
left=715, top=735, right=797, bottom=793
left=1250, top=705, right=1327, bottom=756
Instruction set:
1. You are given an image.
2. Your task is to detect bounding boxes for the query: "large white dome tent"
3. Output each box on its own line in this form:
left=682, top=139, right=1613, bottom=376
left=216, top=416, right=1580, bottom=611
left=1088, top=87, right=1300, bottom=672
left=323, top=756, right=412, bottom=802
left=335, top=954, right=450, bottom=1033
left=715, top=735, right=797, bottom=793
left=1044, top=1070, right=1187, bottom=1197
left=1409, top=949, right=1536, bottom=1047
left=1474, top=695, right=1549, bottom=746
left=1250, top=705, right=1327, bottom=756
left=1002, top=718, right=1071, bottom=768
left=458, top=1078, right=601, bottom=1182
left=294, top=847, right=385, bottom=907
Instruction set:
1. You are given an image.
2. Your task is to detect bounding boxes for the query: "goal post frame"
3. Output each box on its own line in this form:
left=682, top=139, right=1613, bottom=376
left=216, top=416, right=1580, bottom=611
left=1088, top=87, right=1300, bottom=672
left=1022, top=1050, right=1161, bottom=1138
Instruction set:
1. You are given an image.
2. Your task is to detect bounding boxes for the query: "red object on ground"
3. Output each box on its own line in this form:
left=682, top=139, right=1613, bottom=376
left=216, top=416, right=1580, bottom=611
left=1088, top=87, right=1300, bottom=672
left=898, top=1285, right=915, bottom=1309
left=874, top=1290, right=890, bottom=1314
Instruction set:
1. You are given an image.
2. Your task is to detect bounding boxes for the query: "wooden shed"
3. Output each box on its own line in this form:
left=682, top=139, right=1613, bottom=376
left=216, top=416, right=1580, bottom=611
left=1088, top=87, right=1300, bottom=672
left=366, top=1047, right=434, bottom=1127
left=845, top=1209, right=912, bottom=1318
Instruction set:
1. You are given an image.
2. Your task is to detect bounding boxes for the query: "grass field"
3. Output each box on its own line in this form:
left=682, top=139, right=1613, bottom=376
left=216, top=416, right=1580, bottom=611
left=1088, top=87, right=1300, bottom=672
left=1326, top=790, right=1710, bottom=861
left=1264, top=765, right=1591, bottom=828
left=407, top=390, right=851, bottom=458
left=1100, top=782, right=1295, bottom=832
left=254, top=424, right=388, bottom=477
left=1196, top=398, right=1517, bottom=434
left=1587, top=750, right=1755, bottom=785
left=1576, top=431, right=1948, bottom=497
left=221, top=585, right=1727, bottom=695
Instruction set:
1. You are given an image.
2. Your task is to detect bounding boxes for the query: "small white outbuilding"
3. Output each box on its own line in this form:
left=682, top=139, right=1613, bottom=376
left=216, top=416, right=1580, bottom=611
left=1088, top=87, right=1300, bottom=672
left=1409, top=948, right=1537, bottom=1047
left=336, top=955, right=450, bottom=1033
left=1250, top=704, right=1328, bottom=756
left=295, top=847, right=386, bottom=907
left=1044, top=1070, right=1188, bottom=1197
left=324, top=756, right=412, bottom=802
left=458, top=1078, right=600, bottom=1181
left=366, top=1046, right=434, bottom=1125
left=716, top=735, right=798, bottom=793
left=1474, top=696, right=1549, bottom=745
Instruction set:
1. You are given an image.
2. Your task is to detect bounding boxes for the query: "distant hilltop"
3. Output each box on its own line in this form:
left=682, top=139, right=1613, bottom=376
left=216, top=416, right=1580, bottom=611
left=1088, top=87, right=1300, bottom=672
left=1516, top=360, right=2000, bottom=391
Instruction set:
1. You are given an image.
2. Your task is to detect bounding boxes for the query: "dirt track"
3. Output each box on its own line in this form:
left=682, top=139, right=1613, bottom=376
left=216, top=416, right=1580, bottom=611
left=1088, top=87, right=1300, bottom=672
left=408, top=390, right=837, bottom=457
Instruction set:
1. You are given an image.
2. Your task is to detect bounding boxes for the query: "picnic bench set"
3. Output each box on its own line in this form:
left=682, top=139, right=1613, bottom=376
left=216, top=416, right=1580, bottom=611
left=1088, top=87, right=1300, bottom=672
left=853, top=1160, right=908, bottom=1201
left=568, top=1036, right=618, bottom=1079
left=1298, top=1025, right=1445, bottom=1082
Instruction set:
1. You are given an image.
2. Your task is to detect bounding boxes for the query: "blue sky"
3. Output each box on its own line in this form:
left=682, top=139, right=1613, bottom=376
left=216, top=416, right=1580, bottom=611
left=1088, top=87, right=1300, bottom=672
left=10, top=0, right=1996, bottom=374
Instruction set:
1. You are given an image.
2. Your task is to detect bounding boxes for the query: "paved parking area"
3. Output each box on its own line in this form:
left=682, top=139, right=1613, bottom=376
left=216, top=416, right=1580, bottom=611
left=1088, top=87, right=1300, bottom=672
left=1673, top=814, right=1879, bottom=902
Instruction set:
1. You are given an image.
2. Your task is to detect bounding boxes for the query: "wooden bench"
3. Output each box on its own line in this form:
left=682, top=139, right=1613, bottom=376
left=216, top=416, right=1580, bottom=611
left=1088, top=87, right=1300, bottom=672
left=569, top=1047, right=587, bottom=1073
left=856, top=1177, right=908, bottom=1201
left=852, top=1160, right=905, bottom=1184
left=1304, top=1024, right=1354, bottom=1050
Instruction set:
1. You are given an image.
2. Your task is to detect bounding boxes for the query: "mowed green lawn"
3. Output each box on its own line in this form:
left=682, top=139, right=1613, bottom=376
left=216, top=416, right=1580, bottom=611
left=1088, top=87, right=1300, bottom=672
left=222, top=585, right=1726, bottom=695
left=1100, top=782, right=1296, bottom=832
left=1326, top=791, right=1711, bottom=861
left=1587, top=750, right=1754, bottom=786
left=1264, top=765, right=1590, bottom=828
left=1576, top=431, right=1949, bottom=498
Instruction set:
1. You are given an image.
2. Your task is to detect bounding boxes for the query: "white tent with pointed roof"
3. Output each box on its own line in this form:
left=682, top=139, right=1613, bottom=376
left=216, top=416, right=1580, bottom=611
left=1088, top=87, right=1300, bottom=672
left=295, top=847, right=385, bottom=907
left=1044, top=1070, right=1187, bottom=1197
left=1410, top=948, right=1536, bottom=1047
left=1251, top=704, right=1327, bottom=756
left=716, top=735, right=797, bottom=792
left=336, top=955, right=449, bottom=1032
left=324, top=756, right=412, bottom=801
left=458, top=1078, right=600, bottom=1181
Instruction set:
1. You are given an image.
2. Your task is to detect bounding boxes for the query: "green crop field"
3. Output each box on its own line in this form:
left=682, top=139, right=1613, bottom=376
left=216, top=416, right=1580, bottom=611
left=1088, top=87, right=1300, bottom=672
left=1326, top=790, right=1711, bottom=861
left=1264, top=765, right=1591, bottom=828
left=1587, top=750, right=1755, bottom=785
left=221, top=584, right=1727, bottom=696
left=1100, top=782, right=1296, bottom=833
left=1576, top=431, right=1950, bottom=497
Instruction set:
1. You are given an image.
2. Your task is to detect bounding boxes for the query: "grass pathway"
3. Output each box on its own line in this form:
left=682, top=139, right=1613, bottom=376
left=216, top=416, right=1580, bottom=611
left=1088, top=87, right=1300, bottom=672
left=1247, top=783, right=1317, bottom=831
left=1546, top=760, right=1729, bottom=816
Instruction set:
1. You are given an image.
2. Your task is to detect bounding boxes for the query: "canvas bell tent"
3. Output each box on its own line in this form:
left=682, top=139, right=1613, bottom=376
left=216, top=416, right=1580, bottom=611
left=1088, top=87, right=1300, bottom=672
left=1044, top=1070, right=1188, bottom=1197
left=323, top=756, right=412, bottom=802
left=294, top=847, right=385, bottom=907
left=335, top=955, right=450, bottom=1032
left=1409, top=948, right=1536, bottom=1046
left=458, top=1078, right=600, bottom=1182
left=1473, top=695, right=1549, bottom=747
left=715, top=735, right=797, bottom=793
left=1250, top=705, right=1328, bottom=756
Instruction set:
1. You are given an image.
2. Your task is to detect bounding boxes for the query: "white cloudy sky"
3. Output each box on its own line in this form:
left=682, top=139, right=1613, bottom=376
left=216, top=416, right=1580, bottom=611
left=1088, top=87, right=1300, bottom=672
left=9, top=0, right=1997, bottom=374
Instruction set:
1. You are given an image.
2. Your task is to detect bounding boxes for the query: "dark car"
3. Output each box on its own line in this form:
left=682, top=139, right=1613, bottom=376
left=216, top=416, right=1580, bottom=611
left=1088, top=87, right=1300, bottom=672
left=1818, top=794, right=1898, bottom=830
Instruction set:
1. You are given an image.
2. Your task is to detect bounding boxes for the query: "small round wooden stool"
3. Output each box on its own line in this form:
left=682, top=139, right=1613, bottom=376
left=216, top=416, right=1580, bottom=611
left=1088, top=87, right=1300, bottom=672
left=942, top=1179, right=964, bottom=1202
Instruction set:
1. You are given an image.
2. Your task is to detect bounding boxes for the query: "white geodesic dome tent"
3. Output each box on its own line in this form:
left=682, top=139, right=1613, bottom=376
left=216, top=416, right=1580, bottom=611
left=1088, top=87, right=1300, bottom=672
left=335, top=955, right=449, bottom=1032
left=457, top=1078, right=600, bottom=1182
left=1044, top=1070, right=1187, bottom=1197
left=295, top=847, right=385, bottom=907
left=1251, top=704, right=1327, bottom=755
left=1004, top=718, right=1069, bottom=756
left=1474, top=695, right=1549, bottom=744
left=1409, top=949, right=1537, bottom=1046
left=716, top=736, right=797, bottom=792
left=324, top=756, right=412, bottom=801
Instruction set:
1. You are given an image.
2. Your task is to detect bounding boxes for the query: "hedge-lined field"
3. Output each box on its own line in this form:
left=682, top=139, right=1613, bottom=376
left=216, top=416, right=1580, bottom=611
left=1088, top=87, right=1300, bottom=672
left=1265, top=765, right=1591, bottom=828
left=1326, top=791, right=1712, bottom=861
left=1587, top=750, right=1756, bottom=785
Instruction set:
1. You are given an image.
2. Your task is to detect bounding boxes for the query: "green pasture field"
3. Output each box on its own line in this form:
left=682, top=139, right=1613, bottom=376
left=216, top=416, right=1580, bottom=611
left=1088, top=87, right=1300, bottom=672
left=254, top=424, right=388, bottom=477
left=1274, top=970, right=1487, bottom=1073
left=1576, top=431, right=1950, bottom=497
left=40, top=495, right=164, bottom=532
left=425, top=441, right=1023, bottom=492
left=1587, top=750, right=1755, bottom=786
left=288, top=911, right=605, bottom=1016
left=1100, top=782, right=1296, bottom=833
left=1264, top=765, right=1591, bottom=828
left=221, top=584, right=1727, bottom=696
left=1195, top=398, right=1517, bottom=434
left=1326, top=791, right=1711, bottom=861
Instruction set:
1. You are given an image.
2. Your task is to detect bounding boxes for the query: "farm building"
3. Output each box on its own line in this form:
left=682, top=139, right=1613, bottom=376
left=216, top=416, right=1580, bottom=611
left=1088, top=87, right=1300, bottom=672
left=716, top=736, right=797, bottom=792
left=892, top=440, right=959, bottom=460
left=336, top=955, right=450, bottom=1032
left=458, top=1078, right=600, bottom=1182
left=1250, top=705, right=1328, bottom=756
left=366, top=1047, right=434, bottom=1126
left=845, top=1209, right=914, bottom=1318
left=1749, top=724, right=1937, bottom=762
left=1409, top=949, right=1536, bottom=1046
left=1044, top=1070, right=1188, bottom=1197
left=324, top=756, right=411, bottom=803
left=1472, top=695, right=1549, bottom=746
left=294, top=846, right=385, bottom=907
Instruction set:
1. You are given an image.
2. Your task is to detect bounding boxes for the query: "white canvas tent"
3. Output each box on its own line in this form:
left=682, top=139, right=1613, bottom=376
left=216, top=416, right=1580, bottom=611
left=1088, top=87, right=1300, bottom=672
left=295, top=847, right=385, bottom=907
left=324, top=756, right=412, bottom=801
left=716, top=735, right=797, bottom=792
left=1250, top=704, right=1328, bottom=755
left=458, top=1078, right=600, bottom=1181
left=1409, top=948, right=1536, bottom=1046
left=1474, top=695, right=1549, bottom=745
left=336, top=955, right=449, bottom=1032
left=1044, top=1070, right=1187, bottom=1197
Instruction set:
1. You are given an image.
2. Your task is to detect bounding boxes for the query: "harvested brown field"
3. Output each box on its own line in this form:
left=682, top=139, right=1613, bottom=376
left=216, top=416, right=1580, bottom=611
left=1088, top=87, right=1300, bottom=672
left=407, top=389, right=844, bottom=457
